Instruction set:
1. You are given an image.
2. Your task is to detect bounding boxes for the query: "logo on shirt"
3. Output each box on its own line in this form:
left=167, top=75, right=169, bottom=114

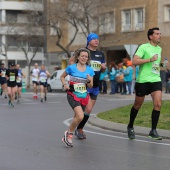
left=95, top=55, right=102, bottom=58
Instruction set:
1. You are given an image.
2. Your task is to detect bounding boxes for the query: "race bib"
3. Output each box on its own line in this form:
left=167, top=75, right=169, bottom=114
left=90, top=60, right=101, bottom=71
left=10, top=76, right=15, bottom=82
left=151, top=63, right=160, bottom=74
left=41, top=78, right=46, bottom=82
left=34, top=76, right=38, bottom=81
left=1, top=71, right=6, bottom=77
left=73, top=83, right=87, bottom=93
left=16, top=78, right=21, bottom=83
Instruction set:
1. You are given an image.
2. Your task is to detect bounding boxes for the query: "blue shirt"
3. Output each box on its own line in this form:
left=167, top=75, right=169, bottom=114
left=66, top=63, right=94, bottom=79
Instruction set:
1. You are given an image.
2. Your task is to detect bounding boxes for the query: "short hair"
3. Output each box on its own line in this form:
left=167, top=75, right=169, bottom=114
left=74, top=48, right=91, bottom=65
left=147, top=27, right=160, bottom=40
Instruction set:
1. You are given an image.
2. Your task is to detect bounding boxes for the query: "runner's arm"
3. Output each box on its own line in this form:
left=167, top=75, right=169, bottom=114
left=46, top=71, right=51, bottom=78
left=60, top=71, right=70, bottom=91
left=132, top=54, right=158, bottom=65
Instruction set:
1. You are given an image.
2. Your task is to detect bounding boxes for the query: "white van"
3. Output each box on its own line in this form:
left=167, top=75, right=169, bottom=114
left=47, top=70, right=69, bottom=92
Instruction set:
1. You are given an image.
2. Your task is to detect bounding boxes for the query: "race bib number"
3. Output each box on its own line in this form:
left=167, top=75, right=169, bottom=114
left=34, top=76, right=38, bottom=81
left=73, top=83, right=87, bottom=93
left=16, top=78, right=21, bottom=83
left=151, top=63, right=160, bottom=74
left=90, top=60, right=101, bottom=71
left=1, top=71, right=6, bottom=77
left=41, top=78, right=46, bottom=82
left=10, top=76, right=15, bottom=82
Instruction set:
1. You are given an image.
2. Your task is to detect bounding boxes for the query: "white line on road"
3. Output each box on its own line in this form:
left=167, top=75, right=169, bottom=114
left=63, top=118, right=170, bottom=146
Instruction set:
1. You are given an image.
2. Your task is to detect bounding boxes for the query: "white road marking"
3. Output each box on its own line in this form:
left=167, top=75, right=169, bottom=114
left=63, top=118, right=170, bottom=146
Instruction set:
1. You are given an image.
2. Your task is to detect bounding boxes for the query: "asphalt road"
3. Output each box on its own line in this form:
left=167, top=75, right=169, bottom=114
left=0, top=92, right=170, bottom=170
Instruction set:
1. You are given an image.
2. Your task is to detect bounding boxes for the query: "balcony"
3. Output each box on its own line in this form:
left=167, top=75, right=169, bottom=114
left=0, top=1, right=43, bottom=11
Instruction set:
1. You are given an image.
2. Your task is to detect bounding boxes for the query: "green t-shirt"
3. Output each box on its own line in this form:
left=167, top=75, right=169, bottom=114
left=135, top=43, right=162, bottom=83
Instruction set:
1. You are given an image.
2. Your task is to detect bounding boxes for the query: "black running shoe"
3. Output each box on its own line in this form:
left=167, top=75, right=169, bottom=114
left=44, top=96, right=47, bottom=101
left=5, top=95, right=7, bottom=99
left=41, top=98, right=43, bottom=102
left=8, top=100, right=11, bottom=106
left=127, top=126, right=135, bottom=139
left=148, top=130, right=162, bottom=140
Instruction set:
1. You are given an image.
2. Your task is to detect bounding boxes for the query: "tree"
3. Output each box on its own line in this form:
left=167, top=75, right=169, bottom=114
left=11, top=10, right=44, bottom=88
left=47, top=0, right=118, bottom=58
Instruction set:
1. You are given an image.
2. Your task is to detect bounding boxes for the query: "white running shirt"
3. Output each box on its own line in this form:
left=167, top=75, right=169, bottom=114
left=31, top=68, right=40, bottom=81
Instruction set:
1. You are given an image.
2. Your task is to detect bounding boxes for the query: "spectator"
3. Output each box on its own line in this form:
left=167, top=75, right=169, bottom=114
left=99, top=68, right=108, bottom=94
left=165, top=63, right=170, bottom=93
left=115, top=63, right=123, bottom=93
left=109, top=61, right=117, bottom=95
left=122, top=60, right=134, bottom=95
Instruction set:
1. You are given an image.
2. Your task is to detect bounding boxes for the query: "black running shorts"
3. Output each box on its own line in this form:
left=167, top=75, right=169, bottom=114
left=135, top=81, right=162, bottom=97
left=16, top=83, right=22, bottom=87
left=32, top=81, right=39, bottom=86
left=67, top=93, right=86, bottom=111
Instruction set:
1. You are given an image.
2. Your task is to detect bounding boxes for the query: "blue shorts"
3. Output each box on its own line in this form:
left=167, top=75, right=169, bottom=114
left=87, top=87, right=99, bottom=100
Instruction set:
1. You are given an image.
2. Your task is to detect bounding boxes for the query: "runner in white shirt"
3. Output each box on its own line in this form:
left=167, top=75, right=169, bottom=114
left=30, top=63, right=40, bottom=99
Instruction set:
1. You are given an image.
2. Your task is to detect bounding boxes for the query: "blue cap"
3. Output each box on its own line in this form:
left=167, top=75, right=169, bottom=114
left=86, top=33, right=99, bottom=47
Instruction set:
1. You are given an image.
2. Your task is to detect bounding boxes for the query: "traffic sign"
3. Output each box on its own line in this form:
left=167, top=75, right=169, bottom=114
left=124, top=44, right=138, bottom=60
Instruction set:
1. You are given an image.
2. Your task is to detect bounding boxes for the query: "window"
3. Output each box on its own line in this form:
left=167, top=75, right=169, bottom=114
left=164, top=5, right=170, bottom=21
left=134, top=8, right=145, bottom=30
left=99, top=12, right=115, bottom=35
left=121, top=10, right=132, bottom=31
left=121, top=7, right=145, bottom=32
left=50, top=21, right=60, bottom=36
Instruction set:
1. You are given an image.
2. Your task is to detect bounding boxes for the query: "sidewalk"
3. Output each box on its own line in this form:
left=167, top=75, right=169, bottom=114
left=88, top=92, right=170, bottom=140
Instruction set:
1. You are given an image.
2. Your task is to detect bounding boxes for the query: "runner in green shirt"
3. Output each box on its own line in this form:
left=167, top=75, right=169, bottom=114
left=127, top=27, right=163, bottom=140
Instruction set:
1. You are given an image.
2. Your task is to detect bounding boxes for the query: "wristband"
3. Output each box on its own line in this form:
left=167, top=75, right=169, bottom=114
left=62, top=84, right=67, bottom=87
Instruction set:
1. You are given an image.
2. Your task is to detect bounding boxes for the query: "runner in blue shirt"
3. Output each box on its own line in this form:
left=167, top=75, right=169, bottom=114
left=60, top=48, right=94, bottom=147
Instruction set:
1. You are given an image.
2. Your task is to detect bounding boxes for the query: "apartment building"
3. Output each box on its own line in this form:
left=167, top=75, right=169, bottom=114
left=0, top=0, right=44, bottom=68
left=71, top=0, right=170, bottom=64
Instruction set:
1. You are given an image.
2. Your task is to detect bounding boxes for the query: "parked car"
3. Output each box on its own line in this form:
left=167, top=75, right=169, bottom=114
left=47, top=70, right=69, bottom=92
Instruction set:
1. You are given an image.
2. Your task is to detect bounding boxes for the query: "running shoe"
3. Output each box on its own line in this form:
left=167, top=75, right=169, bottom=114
left=44, top=95, right=47, bottom=101
left=33, top=94, right=36, bottom=99
left=8, top=100, right=11, bottom=106
left=62, top=131, right=73, bottom=147
left=35, top=95, right=38, bottom=99
left=4, top=95, right=7, bottom=99
left=127, top=126, right=135, bottom=139
left=75, top=129, right=86, bottom=139
left=41, top=98, right=43, bottom=102
left=10, top=102, right=14, bottom=107
left=148, top=130, right=162, bottom=140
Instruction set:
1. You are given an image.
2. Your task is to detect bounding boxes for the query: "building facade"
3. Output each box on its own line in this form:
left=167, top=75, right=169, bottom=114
left=0, top=0, right=44, bottom=68
left=47, top=0, right=170, bottom=70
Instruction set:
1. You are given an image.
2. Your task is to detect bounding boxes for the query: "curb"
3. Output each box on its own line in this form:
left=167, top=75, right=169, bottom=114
left=88, top=115, right=170, bottom=140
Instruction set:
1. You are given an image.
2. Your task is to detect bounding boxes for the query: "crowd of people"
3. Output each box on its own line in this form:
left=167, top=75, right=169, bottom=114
left=99, top=59, right=139, bottom=95
left=0, top=63, right=26, bottom=106
left=0, top=62, right=50, bottom=106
